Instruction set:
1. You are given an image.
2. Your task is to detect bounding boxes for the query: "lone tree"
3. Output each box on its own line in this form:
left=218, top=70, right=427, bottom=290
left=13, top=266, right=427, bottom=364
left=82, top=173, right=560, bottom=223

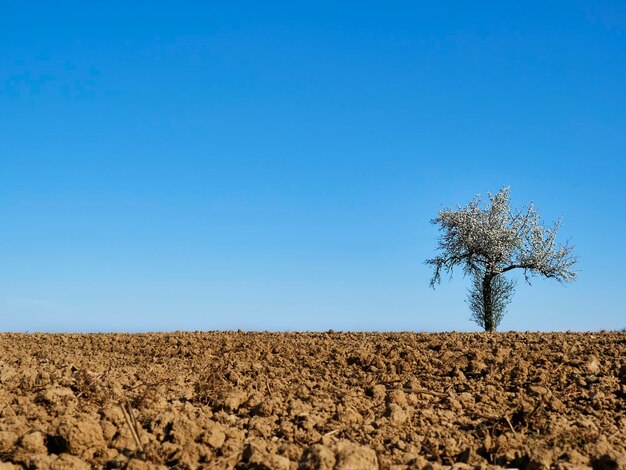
left=426, top=187, right=577, bottom=331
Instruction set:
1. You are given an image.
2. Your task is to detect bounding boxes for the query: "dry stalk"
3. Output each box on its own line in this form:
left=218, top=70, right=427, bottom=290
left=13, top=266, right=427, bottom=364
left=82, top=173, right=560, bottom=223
left=321, top=428, right=340, bottom=438
left=504, top=416, right=517, bottom=434
left=401, top=387, right=447, bottom=398
left=525, top=399, right=544, bottom=423
left=120, top=399, right=143, bottom=453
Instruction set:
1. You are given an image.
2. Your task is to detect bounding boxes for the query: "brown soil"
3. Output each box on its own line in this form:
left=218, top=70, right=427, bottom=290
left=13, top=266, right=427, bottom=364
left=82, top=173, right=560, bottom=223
left=0, top=332, right=625, bottom=469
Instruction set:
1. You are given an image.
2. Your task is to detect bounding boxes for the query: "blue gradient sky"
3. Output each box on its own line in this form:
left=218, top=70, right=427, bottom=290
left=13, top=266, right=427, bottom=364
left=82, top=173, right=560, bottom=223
left=1, top=1, right=625, bottom=332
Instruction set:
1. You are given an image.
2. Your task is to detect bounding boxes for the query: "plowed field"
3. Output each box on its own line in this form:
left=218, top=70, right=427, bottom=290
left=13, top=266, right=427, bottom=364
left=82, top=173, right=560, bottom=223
left=0, top=332, right=624, bottom=469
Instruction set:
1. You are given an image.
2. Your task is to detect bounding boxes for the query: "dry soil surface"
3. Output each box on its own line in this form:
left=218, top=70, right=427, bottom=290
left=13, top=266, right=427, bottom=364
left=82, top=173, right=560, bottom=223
left=0, top=332, right=625, bottom=469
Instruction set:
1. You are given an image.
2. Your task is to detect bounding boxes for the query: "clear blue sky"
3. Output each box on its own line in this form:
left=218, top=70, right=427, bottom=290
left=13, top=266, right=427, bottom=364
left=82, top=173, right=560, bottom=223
left=1, top=1, right=625, bottom=332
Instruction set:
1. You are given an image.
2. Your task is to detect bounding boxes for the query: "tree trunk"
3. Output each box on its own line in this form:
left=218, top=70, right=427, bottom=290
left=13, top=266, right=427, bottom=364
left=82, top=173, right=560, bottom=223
left=482, top=273, right=495, bottom=332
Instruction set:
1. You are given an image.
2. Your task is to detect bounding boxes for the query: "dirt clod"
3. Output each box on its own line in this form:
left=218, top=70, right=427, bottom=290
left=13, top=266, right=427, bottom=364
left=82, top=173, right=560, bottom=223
left=334, top=441, right=379, bottom=469
left=19, top=431, right=46, bottom=454
left=300, top=444, right=337, bottom=470
left=57, top=414, right=105, bottom=454
left=0, top=331, right=624, bottom=468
